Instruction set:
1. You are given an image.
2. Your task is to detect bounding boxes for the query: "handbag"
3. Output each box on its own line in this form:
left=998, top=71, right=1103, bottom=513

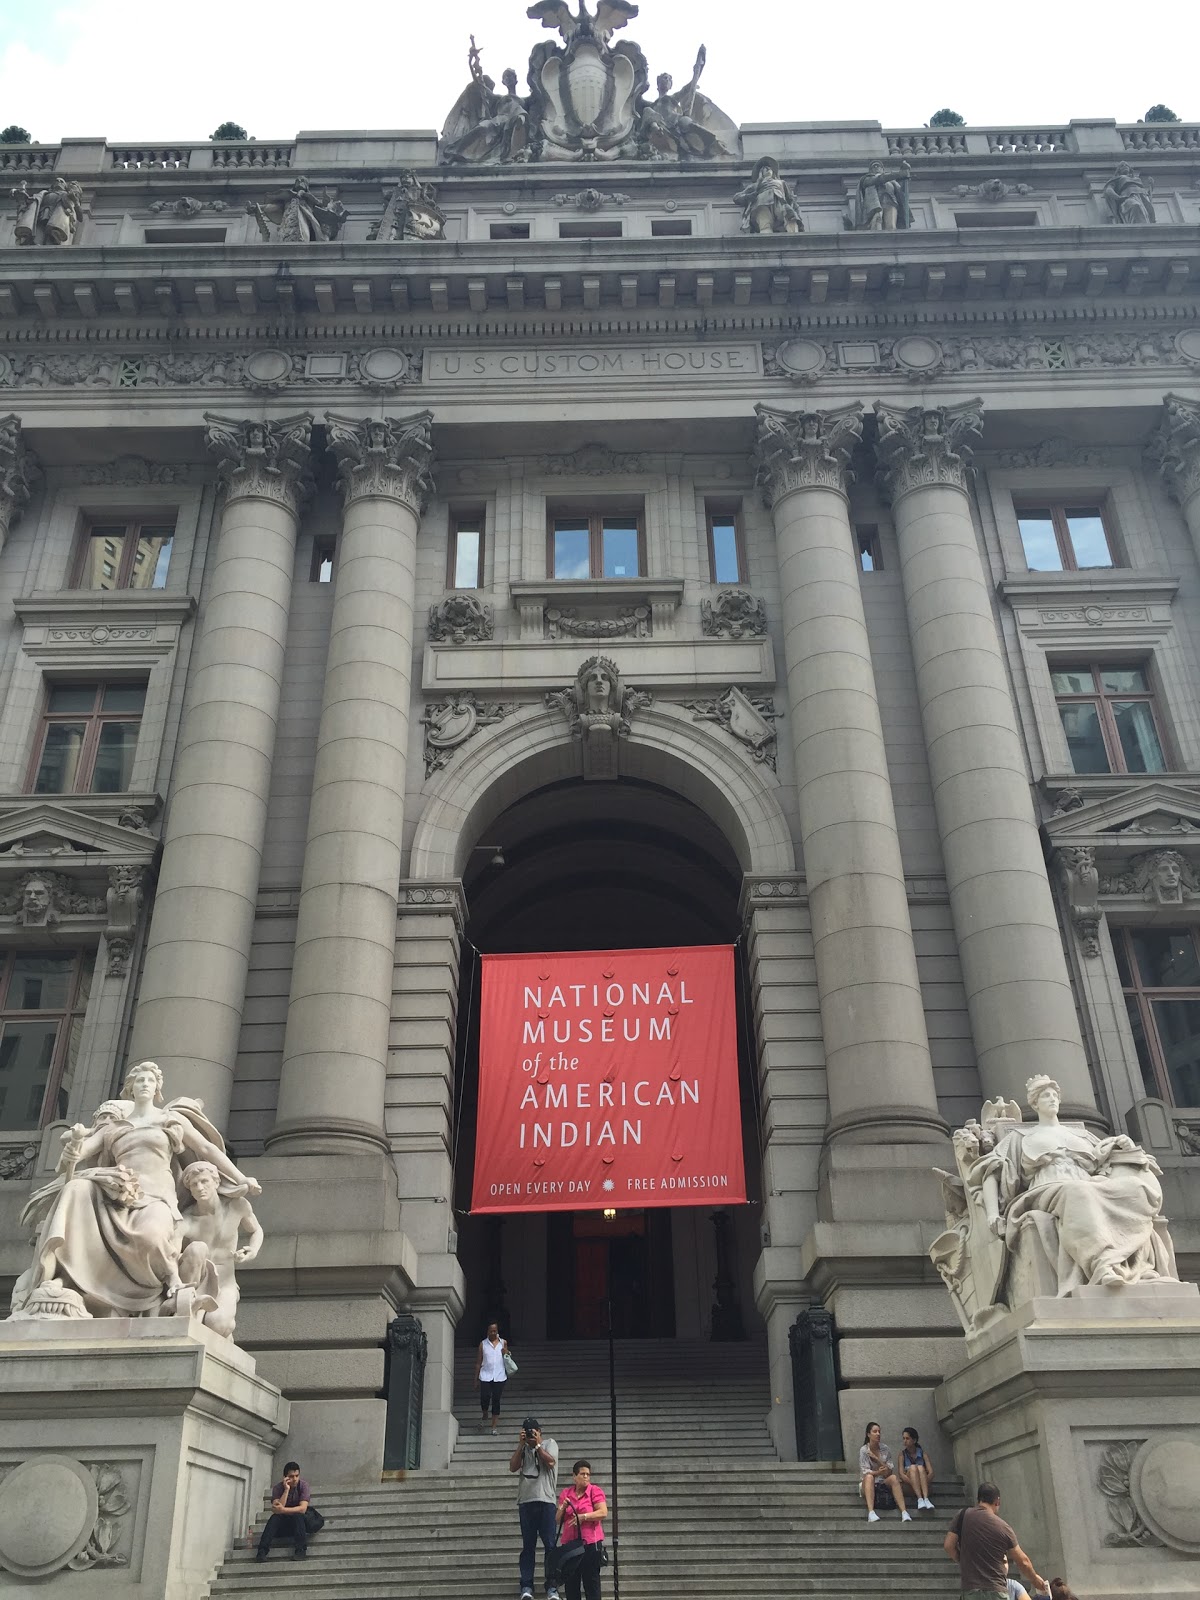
left=303, top=1506, right=325, bottom=1536
left=548, top=1500, right=589, bottom=1582
left=502, top=1349, right=518, bottom=1376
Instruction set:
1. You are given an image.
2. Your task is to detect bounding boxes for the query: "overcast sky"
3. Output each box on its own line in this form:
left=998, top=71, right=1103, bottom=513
left=0, top=0, right=1192, bottom=146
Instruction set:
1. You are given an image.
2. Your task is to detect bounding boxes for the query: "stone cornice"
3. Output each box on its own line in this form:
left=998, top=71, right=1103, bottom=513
left=874, top=399, right=984, bottom=500
left=1146, top=393, right=1200, bottom=509
left=0, top=414, right=39, bottom=536
left=203, top=411, right=314, bottom=514
left=325, top=410, right=435, bottom=512
left=753, top=403, right=863, bottom=505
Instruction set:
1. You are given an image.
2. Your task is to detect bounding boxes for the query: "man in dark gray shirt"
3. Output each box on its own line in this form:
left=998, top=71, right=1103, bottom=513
left=944, top=1482, right=1048, bottom=1598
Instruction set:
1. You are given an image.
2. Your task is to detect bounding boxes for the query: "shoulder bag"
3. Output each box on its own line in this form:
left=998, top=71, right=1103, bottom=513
left=548, top=1498, right=589, bottom=1583
left=502, top=1348, right=518, bottom=1376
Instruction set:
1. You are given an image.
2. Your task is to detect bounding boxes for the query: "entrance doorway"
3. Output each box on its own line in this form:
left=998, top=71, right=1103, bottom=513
left=453, top=776, right=762, bottom=1346
left=545, top=1211, right=676, bottom=1339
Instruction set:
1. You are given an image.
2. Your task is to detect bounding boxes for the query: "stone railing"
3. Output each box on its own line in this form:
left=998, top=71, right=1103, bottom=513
left=209, top=142, right=294, bottom=169
left=110, top=146, right=192, bottom=170
left=1120, top=123, right=1200, bottom=151
left=886, top=129, right=968, bottom=156
left=0, top=144, right=59, bottom=172
left=986, top=128, right=1067, bottom=153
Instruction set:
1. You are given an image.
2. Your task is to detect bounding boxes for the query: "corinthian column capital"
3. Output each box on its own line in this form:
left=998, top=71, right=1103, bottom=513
left=204, top=412, right=315, bottom=515
left=325, top=410, right=435, bottom=513
left=874, top=399, right=984, bottom=502
left=0, top=414, right=40, bottom=545
left=1147, top=393, right=1200, bottom=509
left=753, top=402, right=863, bottom=506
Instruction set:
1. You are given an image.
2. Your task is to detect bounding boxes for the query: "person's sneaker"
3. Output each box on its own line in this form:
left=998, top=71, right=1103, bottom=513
left=255, top=1550, right=269, bottom=1563
left=520, top=1589, right=534, bottom=1599
left=293, top=1547, right=308, bottom=1558
left=917, top=1496, right=929, bottom=1509
left=925, top=1499, right=936, bottom=1511
left=547, top=1589, right=561, bottom=1600
left=866, top=1509, right=880, bottom=1523
left=901, top=1511, right=913, bottom=1522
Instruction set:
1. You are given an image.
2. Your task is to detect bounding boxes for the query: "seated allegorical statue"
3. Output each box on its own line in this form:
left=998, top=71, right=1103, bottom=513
left=931, top=1076, right=1183, bottom=1335
left=9, top=1060, right=262, bottom=1336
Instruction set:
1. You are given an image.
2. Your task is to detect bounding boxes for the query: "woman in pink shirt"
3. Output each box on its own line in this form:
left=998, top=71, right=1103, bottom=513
left=555, top=1459, right=608, bottom=1600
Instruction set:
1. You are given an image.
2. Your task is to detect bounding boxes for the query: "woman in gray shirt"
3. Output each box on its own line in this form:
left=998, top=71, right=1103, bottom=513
left=858, top=1422, right=913, bottom=1524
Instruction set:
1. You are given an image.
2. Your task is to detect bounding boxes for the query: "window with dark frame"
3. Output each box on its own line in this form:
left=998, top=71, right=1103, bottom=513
left=28, top=682, right=147, bottom=796
left=548, top=508, right=644, bottom=580
left=72, top=518, right=174, bottom=591
left=1114, top=927, right=1200, bottom=1107
left=706, top=505, right=745, bottom=585
left=0, top=949, right=93, bottom=1131
left=1051, top=662, right=1167, bottom=775
left=1016, top=502, right=1115, bottom=572
left=310, top=537, right=335, bottom=584
left=856, top=525, right=883, bottom=573
left=448, top=511, right=485, bottom=590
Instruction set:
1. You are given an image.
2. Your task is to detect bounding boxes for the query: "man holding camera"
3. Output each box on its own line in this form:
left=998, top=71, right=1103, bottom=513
left=509, top=1415, right=560, bottom=1600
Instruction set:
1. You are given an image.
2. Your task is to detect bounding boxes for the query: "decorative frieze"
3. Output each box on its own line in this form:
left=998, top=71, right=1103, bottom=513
left=325, top=410, right=435, bottom=511
left=753, top=402, right=863, bottom=504
left=0, top=870, right=105, bottom=924
left=701, top=591, right=767, bottom=640
left=1100, top=849, right=1199, bottom=904
left=540, top=444, right=644, bottom=475
left=874, top=400, right=984, bottom=500
left=1147, top=393, right=1200, bottom=508
left=421, top=692, right=513, bottom=776
left=954, top=179, right=1033, bottom=201
left=545, top=603, right=650, bottom=640
left=428, top=594, right=493, bottom=645
left=203, top=412, right=314, bottom=513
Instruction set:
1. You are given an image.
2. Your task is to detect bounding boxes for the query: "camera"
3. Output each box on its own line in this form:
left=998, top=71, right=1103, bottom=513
left=521, top=1416, right=540, bottom=1437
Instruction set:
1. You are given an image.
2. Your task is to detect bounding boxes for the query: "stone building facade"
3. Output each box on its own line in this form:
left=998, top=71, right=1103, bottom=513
left=0, top=6, right=1199, bottom=1483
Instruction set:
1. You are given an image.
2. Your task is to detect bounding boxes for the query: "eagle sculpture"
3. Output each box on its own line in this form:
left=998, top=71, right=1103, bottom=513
left=526, top=0, right=639, bottom=48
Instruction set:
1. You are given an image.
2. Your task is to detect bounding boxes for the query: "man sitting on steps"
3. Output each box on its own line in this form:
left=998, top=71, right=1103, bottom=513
left=256, top=1461, right=310, bottom=1562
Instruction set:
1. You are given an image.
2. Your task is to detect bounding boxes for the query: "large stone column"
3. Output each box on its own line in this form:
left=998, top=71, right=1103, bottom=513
left=1148, top=392, right=1200, bottom=556
left=875, top=400, right=1096, bottom=1115
left=0, top=414, right=38, bottom=554
left=268, top=412, right=434, bottom=1156
left=754, top=404, right=944, bottom=1148
left=130, top=414, right=313, bottom=1128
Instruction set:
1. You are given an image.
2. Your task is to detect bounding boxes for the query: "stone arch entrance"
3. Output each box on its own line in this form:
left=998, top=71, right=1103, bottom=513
left=406, top=707, right=794, bottom=1357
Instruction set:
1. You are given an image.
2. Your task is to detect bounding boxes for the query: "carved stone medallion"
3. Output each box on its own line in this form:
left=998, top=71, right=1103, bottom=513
left=0, top=1456, right=99, bottom=1576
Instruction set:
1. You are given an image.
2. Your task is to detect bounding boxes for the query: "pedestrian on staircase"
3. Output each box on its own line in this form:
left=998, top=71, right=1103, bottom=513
left=555, top=1459, right=608, bottom=1600
left=944, top=1482, right=1049, bottom=1599
left=510, top=1415, right=560, bottom=1600
left=475, top=1319, right=511, bottom=1434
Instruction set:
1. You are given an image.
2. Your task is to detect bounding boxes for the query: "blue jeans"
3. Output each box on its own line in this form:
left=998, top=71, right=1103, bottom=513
left=518, top=1499, right=558, bottom=1593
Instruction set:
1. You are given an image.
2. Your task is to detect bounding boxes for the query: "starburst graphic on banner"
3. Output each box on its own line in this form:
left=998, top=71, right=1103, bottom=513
left=602, top=1179, right=615, bottom=1192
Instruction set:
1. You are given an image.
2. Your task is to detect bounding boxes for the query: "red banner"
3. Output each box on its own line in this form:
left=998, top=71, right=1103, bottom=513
left=471, top=945, right=746, bottom=1214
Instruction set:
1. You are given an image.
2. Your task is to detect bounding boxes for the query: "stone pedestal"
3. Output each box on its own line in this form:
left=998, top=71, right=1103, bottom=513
left=936, top=1287, right=1200, bottom=1598
left=0, top=1320, right=288, bottom=1600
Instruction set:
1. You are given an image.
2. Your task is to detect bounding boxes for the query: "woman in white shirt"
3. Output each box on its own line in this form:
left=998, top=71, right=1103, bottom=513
left=474, top=1320, right=511, bottom=1434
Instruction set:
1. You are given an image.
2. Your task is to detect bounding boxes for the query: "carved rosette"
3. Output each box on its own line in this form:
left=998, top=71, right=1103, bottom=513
left=428, top=594, right=494, bottom=644
left=753, top=403, right=863, bottom=507
left=874, top=399, right=984, bottom=501
left=0, top=414, right=40, bottom=543
left=325, top=410, right=435, bottom=513
left=1147, top=393, right=1200, bottom=510
left=203, top=412, right=314, bottom=517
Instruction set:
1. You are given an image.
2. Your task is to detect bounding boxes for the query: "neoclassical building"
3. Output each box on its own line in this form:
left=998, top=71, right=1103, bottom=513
left=0, top=3, right=1199, bottom=1487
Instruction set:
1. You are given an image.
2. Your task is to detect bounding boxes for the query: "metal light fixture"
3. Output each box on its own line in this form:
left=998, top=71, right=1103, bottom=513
left=603, top=1208, right=617, bottom=1221
left=471, top=844, right=506, bottom=869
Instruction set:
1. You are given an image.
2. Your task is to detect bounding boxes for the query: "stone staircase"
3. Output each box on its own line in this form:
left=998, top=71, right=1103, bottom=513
left=209, top=1339, right=965, bottom=1599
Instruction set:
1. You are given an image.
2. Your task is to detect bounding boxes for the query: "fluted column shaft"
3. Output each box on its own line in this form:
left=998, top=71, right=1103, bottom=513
left=755, top=405, right=943, bottom=1145
left=269, top=412, right=435, bottom=1155
left=1149, top=393, right=1200, bottom=560
left=130, top=414, right=313, bottom=1129
left=876, top=400, right=1096, bottom=1114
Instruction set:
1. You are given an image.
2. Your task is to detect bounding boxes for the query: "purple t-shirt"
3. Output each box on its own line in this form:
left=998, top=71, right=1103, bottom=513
left=272, top=1478, right=310, bottom=1509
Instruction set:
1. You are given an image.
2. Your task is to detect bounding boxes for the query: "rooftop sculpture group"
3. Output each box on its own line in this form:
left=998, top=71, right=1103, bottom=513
left=8, top=1061, right=262, bottom=1340
left=440, top=2, right=739, bottom=164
